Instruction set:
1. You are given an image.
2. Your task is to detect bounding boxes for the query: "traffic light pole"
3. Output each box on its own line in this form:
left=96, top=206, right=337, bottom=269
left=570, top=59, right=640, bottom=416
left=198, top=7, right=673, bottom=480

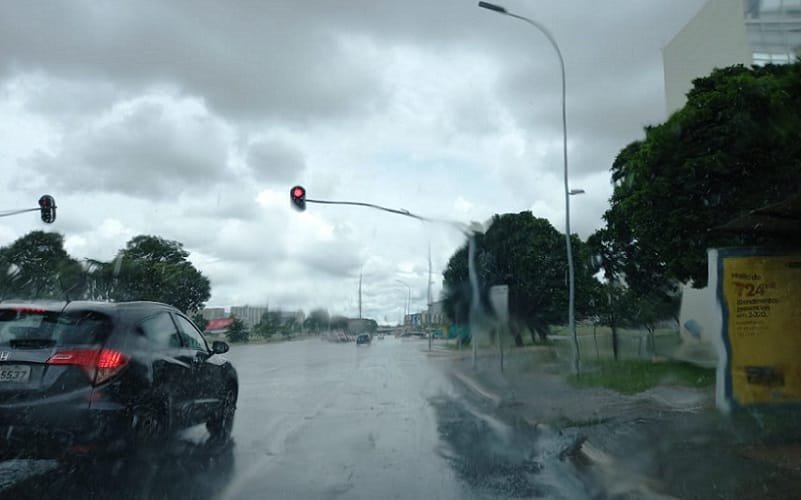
left=294, top=191, right=482, bottom=359
left=1, top=196, right=57, bottom=224
left=0, top=208, right=40, bottom=218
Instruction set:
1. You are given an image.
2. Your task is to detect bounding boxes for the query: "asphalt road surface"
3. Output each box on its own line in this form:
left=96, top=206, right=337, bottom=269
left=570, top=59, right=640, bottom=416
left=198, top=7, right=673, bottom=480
left=0, top=337, right=588, bottom=500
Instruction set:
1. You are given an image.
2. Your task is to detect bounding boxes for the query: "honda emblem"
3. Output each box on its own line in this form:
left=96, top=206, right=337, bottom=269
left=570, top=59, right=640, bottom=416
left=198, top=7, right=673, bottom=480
left=0, top=352, right=8, bottom=361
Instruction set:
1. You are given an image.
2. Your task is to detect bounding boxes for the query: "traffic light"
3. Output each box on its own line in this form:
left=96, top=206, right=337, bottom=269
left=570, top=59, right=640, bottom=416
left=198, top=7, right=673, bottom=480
left=38, top=195, right=56, bottom=224
left=290, top=185, right=306, bottom=211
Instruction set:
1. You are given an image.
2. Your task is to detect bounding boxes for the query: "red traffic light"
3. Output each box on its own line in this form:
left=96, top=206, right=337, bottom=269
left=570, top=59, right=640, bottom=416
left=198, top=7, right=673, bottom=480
left=290, top=185, right=306, bottom=212
left=38, top=194, right=56, bottom=224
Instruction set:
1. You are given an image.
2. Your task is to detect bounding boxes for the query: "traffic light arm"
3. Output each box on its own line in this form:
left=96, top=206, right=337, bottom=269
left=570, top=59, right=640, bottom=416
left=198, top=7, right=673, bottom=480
left=305, top=199, right=426, bottom=221
left=0, top=208, right=42, bottom=218
left=305, top=198, right=472, bottom=235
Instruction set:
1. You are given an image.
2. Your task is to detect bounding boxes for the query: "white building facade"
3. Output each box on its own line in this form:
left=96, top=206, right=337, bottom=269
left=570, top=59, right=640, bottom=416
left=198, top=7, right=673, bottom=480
left=664, top=0, right=801, bottom=113
left=230, top=305, right=268, bottom=329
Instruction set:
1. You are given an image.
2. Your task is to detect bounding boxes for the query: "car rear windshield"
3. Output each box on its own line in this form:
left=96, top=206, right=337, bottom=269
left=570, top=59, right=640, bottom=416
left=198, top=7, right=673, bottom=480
left=0, top=308, right=113, bottom=347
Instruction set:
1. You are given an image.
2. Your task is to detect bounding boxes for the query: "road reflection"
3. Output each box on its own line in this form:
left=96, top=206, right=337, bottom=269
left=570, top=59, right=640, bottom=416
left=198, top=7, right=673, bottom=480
left=0, top=435, right=236, bottom=500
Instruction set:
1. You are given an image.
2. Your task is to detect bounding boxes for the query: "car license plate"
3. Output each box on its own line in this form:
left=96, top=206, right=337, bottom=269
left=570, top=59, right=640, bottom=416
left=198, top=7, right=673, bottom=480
left=0, top=365, right=31, bottom=383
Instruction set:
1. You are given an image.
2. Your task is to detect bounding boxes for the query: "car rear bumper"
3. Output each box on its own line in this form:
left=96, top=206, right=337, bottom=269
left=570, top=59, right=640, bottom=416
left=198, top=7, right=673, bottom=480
left=0, top=391, right=131, bottom=459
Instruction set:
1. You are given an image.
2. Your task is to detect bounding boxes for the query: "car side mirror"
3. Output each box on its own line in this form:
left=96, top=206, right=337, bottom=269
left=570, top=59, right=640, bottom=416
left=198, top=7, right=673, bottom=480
left=211, top=340, right=230, bottom=354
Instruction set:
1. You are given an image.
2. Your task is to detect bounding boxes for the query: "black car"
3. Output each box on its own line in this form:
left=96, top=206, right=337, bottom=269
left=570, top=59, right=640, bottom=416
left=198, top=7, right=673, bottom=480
left=356, top=334, right=371, bottom=346
left=0, top=301, right=238, bottom=460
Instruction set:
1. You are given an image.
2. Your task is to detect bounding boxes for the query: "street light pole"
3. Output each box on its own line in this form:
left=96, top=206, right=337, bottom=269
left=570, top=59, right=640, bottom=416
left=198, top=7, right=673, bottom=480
left=396, top=280, right=412, bottom=329
left=427, top=241, right=433, bottom=352
left=478, top=1, right=580, bottom=375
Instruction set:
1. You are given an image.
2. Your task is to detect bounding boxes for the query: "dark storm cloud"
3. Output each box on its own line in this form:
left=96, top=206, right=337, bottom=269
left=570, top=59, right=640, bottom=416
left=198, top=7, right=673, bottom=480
left=0, top=1, right=389, bottom=123
left=26, top=99, right=232, bottom=200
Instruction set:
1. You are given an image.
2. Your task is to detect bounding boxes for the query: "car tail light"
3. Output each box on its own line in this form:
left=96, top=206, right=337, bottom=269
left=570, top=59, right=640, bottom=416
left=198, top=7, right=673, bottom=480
left=47, top=348, right=129, bottom=385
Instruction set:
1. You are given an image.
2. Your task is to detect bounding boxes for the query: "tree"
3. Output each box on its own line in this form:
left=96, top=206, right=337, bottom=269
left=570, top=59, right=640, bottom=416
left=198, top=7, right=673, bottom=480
left=226, top=316, right=249, bottom=343
left=303, top=308, right=330, bottom=333
left=628, top=290, right=681, bottom=357
left=192, top=312, right=209, bottom=333
left=254, top=310, right=282, bottom=339
left=442, top=212, right=597, bottom=346
left=280, top=317, right=297, bottom=338
left=0, top=231, right=85, bottom=300
left=91, top=235, right=211, bottom=312
left=606, top=62, right=801, bottom=288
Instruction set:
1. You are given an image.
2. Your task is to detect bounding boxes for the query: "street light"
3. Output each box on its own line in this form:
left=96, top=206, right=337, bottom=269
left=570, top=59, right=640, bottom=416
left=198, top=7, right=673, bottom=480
left=569, top=189, right=585, bottom=196
left=395, top=280, right=412, bottom=326
left=479, top=1, right=580, bottom=374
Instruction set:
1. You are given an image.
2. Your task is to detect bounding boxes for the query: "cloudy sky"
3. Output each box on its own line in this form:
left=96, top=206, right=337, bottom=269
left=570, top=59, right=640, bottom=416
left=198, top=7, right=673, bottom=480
left=0, top=0, right=705, bottom=323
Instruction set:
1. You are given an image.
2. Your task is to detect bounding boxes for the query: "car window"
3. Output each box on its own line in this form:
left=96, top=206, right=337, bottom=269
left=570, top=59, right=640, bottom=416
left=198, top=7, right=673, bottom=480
left=174, top=314, right=208, bottom=352
left=0, top=308, right=112, bottom=346
left=138, top=312, right=182, bottom=349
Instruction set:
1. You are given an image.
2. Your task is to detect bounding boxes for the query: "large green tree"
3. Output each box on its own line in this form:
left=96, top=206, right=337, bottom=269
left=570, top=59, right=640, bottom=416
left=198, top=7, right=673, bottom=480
left=442, top=212, right=597, bottom=345
left=88, top=235, right=211, bottom=313
left=0, top=231, right=84, bottom=300
left=226, top=316, right=249, bottom=343
left=303, top=308, right=330, bottom=333
left=606, top=62, right=801, bottom=288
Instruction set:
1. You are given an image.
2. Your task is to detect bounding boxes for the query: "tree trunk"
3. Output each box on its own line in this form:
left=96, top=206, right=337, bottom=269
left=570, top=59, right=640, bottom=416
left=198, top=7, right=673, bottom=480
left=648, top=326, right=656, bottom=356
left=593, top=323, right=599, bottom=359
left=511, top=322, right=524, bottom=347
left=611, top=320, right=619, bottom=361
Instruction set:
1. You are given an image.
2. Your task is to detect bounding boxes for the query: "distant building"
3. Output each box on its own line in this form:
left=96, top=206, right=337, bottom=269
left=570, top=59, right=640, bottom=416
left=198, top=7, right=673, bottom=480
left=278, top=310, right=305, bottom=325
left=664, top=0, right=801, bottom=113
left=427, top=301, right=446, bottom=326
left=230, top=305, right=268, bottom=329
left=202, top=307, right=226, bottom=321
left=404, top=312, right=425, bottom=327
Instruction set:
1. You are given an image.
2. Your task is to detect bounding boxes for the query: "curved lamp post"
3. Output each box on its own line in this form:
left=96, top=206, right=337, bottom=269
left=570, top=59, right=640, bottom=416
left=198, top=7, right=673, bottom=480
left=478, top=1, right=580, bottom=374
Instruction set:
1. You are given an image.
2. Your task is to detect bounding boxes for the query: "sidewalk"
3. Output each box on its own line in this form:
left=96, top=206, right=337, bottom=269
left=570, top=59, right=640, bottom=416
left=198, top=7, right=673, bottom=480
left=446, top=351, right=801, bottom=499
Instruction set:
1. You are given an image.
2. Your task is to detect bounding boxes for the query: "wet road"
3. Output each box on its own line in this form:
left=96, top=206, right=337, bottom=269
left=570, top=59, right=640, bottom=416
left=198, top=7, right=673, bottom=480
left=0, top=337, right=585, bottom=500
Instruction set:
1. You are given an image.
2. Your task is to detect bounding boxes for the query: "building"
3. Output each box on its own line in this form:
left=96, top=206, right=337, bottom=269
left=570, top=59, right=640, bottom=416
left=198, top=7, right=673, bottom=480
left=229, top=305, right=268, bottom=329
left=201, top=307, right=226, bottom=321
left=427, top=300, right=447, bottom=326
left=664, top=0, right=801, bottom=113
left=278, top=310, right=305, bottom=325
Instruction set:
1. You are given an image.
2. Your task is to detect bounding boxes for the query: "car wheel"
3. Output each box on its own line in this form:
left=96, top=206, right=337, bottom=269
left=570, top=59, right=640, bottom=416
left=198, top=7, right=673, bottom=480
left=131, top=398, right=170, bottom=458
left=207, top=385, right=237, bottom=444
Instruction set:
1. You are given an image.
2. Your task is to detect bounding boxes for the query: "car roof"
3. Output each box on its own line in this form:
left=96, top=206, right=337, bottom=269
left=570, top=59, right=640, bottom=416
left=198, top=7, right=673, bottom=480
left=0, top=300, right=181, bottom=323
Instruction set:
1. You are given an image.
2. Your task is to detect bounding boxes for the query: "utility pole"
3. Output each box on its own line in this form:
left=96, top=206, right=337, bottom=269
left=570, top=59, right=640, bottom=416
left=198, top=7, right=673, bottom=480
left=427, top=242, right=433, bottom=352
left=358, top=272, right=363, bottom=319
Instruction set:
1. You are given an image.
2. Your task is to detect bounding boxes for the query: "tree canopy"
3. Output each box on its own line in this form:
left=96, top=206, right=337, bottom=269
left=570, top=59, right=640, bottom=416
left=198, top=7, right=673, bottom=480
left=442, top=212, right=597, bottom=343
left=0, top=231, right=84, bottom=300
left=88, top=235, right=211, bottom=312
left=0, top=231, right=210, bottom=313
left=605, top=62, right=801, bottom=288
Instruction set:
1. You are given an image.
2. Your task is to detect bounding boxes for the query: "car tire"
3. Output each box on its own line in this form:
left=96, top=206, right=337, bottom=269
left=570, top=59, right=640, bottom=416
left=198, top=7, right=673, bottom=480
left=131, top=397, right=170, bottom=458
left=207, top=384, right=237, bottom=445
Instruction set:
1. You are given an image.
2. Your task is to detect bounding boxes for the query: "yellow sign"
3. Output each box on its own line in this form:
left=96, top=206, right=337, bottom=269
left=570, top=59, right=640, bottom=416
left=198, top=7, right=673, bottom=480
left=721, top=253, right=801, bottom=406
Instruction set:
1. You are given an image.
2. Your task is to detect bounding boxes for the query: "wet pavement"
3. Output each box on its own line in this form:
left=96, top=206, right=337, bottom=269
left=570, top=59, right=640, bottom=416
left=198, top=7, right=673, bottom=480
left=448, top=347, right=801, bottom=500
left=0, top=337, right=593, bottom=500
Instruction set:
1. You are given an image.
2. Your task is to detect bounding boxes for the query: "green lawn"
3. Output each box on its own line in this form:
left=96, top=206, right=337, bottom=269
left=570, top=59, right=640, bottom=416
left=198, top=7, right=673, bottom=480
left=568, top=359, right=715, bottom=395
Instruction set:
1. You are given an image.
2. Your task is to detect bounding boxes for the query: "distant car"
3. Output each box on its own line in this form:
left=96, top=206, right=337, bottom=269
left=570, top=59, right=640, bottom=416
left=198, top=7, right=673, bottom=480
left=356, top=334, right=371, bottom=346
left=0, top=301, right=238, bottom=461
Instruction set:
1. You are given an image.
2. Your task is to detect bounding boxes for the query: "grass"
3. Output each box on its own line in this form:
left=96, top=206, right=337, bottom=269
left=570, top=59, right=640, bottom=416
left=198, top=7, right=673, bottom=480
left=568, top=359, right=715, bottom=395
